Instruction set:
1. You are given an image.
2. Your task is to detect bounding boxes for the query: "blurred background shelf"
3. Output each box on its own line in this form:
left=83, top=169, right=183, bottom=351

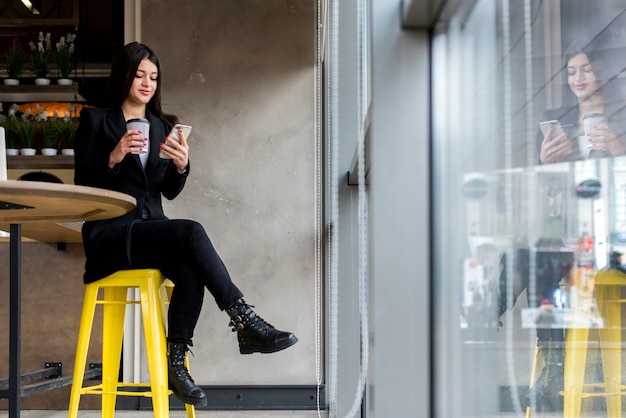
left=0, top=84, right=85, bottom=102
left=7, top=155, right=74, bottom=170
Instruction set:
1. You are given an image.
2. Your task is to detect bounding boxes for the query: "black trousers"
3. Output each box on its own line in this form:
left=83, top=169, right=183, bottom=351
left=126, top=219, right=244, bottom=345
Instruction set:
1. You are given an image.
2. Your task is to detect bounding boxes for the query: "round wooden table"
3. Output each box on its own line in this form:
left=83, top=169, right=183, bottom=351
left=0, top=180, right=136, bottom=418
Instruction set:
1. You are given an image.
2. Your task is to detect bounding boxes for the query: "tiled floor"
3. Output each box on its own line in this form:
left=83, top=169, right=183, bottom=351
left=1, top=411, right=327, bottom=418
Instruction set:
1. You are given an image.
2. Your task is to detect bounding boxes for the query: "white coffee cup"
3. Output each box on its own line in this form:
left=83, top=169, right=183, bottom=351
left=583, top=113, right=606, bottom=136
left=577, top=136, right=591, bottom=158
left=583, top=113, right=607, bottom=153
left=126, top=118, right=150, bottom=154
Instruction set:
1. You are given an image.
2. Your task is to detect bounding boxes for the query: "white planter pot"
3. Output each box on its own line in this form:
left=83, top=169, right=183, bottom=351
left=35, top=78, right=51, bottom=86
left=20, top=148, right=37, bottom=156
left=41, top=148, right=58, bottom=156
left=6, top=148, right=19, bottom=156
left=3, top=78, right=19, bottom=85
left=61, top=148, right=75, bottom=156
left=57, top=78, right=73, bottom=85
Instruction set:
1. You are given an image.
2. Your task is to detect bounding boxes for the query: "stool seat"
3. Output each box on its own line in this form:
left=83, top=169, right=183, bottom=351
left=563, top=268, right=626, bottom=417
left=68, top=269, right=196, bottom=418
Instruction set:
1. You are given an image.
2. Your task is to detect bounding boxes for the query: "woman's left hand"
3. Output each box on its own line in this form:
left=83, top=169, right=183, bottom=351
left=588, top=124, right=625, bottom=156
left=161, top=128, right=190, bottom=173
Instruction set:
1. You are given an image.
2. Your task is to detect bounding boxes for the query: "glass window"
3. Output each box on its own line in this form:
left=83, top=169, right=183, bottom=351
left=432, top=1, right=626, bottom=416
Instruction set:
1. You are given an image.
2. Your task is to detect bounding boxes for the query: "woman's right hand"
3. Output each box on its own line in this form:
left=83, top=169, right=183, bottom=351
left=539, top=125, right=572, bottom=163
left=109, top=129, right=147, bottom=168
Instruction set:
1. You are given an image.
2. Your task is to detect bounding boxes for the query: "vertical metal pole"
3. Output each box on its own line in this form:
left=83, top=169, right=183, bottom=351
left=9, top=223, right=21, bottom=418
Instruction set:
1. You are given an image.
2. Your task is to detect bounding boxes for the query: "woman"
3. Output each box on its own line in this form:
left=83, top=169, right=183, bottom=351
left=74, top=42, right=298, bottom=407
left=539, top=41, right=626, bottom=163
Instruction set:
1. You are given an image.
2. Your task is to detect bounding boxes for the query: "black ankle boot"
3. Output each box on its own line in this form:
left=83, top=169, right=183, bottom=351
left=522, top=344, right=564, bottom=412
left=523, top=364, right=547, bottom=409
left=167, top=342, right=208, bottom=407
left=226, top=299, right=298, bottom=354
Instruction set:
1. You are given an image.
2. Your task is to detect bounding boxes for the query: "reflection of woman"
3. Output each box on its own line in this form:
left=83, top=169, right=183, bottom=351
left=522, top=40, right=626, bottom=412
left=539, top=41, right=626, bottom=163
left=74, top=42, right=298, bottom=407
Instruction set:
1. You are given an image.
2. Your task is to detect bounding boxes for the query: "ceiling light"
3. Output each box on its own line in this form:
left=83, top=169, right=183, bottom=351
left=20, top=0, right=41, bottom=15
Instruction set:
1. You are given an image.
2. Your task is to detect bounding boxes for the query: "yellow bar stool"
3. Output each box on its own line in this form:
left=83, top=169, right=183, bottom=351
left=68, top=269, right=196, bottom=418
left=525, top=339, right=543, bottom=418
left=563, top=269, right=626, bottom=417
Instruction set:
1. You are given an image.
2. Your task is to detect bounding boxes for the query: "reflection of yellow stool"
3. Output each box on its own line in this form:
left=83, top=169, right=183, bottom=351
left=68, top=269, right=196, bottom=418
left=525, top=340, right=543, bottom=418
left=563, top=269, right=626, bottom=417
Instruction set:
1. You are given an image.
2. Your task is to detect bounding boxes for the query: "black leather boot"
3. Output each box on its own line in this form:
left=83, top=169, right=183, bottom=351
left=167, top=342, right=208, bottom=407
left=522, top=344, right=564, bottom=412
left=523, top=359, right=547, bottom=409
left=225, top=299, right=298, bottom=354
left=543, top=348, right=564, bottom=411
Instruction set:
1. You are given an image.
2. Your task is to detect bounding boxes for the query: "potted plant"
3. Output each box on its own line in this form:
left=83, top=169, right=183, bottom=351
left=17, top=109, right=37, bottom=155
left=3, top=39, right=26, bottom=85
left=0, top=103, right=20, bottom=155
left=29, top=32, right=52, bottom=85
left=35, top=106, right=58, bottom=156
left=57, top=115, right=77, bottom=155
left=53, top=32, right=77, bottom=85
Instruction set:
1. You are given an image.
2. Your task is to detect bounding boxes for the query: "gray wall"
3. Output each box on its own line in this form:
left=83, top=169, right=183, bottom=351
left=328, top=0, right=432, bottom=416
left=141, top=0, right=318, bottom=385
left=368, top=1, right=431, bottom=416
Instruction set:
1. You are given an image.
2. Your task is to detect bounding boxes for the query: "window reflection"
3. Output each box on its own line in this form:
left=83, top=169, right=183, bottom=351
left=434, top=0, right=626, bottom=416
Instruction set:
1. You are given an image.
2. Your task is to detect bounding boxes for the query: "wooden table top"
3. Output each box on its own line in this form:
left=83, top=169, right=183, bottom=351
left=0, top=180, right=136, bottom=243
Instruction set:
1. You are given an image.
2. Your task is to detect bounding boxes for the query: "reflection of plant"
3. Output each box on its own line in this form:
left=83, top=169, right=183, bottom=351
left=3, top=39, right=26, bottom=79
left=29, top=32, right=52, bottom=78
left=54, top=32, right=77, bottom=78
left=0, top=103, right=19, bottom=148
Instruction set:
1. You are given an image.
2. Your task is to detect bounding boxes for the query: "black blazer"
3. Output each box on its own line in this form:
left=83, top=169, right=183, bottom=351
left=74, top=107, right=190, bottom=283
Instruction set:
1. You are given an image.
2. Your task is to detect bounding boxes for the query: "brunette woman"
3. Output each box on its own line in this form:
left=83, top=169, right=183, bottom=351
left=74, top=42, right=298, bottom=407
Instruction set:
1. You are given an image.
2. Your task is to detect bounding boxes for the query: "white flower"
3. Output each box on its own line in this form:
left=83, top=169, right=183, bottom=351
left=21, top=108, right=31, bottom=121
left=8, top=104, right=18, bottom=118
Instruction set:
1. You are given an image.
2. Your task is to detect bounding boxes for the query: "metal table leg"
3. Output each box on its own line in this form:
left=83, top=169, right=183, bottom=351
left=9, top=223, right=21, bottom=418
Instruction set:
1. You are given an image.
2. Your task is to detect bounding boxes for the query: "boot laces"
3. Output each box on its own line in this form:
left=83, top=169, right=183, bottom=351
left=228, top=302, right=275, bottom=334
left=169, top=344, right=194, bottom=381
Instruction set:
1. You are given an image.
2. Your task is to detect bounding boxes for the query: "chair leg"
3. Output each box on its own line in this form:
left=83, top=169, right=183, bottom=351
left=596, top=286, right=622, bottom=418
left=140, top=279, right=170, bottom=418
left=184, top=355, right=197, bottom=417
left=163, top=279, right=197, bottom=417
left=68, top=284, right=99, bottom=418
left=101, top=286, right=128, bottom=417
left=563, top=327, right=589, bottom=417
left=525, top=339, right=543, bottom=418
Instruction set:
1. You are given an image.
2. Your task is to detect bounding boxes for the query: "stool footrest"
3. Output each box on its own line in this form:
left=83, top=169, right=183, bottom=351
left=560, top=384, right=626, bottom=398
left=80, top=382, right=173, bottom=398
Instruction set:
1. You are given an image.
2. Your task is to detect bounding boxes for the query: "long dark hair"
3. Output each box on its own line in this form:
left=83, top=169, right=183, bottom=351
left=105, top=42, right=179, bottom=127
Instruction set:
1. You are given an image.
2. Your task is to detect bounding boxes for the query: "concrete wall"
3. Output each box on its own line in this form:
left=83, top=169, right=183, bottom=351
left=141, top=0, right=318, bottom=386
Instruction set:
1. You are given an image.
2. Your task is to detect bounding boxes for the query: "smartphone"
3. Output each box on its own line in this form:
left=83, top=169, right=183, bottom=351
left=160, top=124, right=192, bottom=159
left=539, top=120, right=566, bottom=140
